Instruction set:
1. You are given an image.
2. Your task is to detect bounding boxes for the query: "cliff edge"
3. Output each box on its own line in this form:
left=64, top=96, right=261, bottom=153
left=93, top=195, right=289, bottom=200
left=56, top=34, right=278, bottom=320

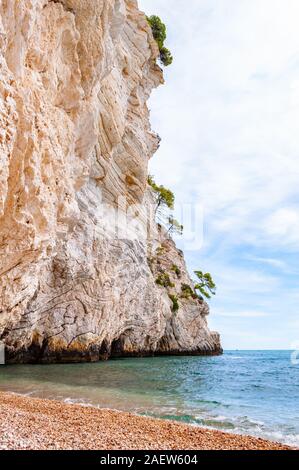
left=0, top=0, right=222, bottom=363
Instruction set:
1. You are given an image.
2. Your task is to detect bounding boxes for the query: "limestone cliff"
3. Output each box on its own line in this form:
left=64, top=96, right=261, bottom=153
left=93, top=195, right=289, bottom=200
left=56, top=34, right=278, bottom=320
left=0, top=0, right=222, bottom=363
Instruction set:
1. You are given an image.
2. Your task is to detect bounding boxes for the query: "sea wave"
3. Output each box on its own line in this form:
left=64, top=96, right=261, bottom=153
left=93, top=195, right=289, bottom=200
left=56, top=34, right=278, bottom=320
left=193, top=413, right=299, bottom=447
left=261, top=431, right=299, bottom=448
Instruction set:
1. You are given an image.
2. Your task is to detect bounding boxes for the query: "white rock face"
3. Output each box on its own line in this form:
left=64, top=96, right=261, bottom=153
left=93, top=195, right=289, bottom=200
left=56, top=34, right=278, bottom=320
left=0, top=0, right=221, bottom=362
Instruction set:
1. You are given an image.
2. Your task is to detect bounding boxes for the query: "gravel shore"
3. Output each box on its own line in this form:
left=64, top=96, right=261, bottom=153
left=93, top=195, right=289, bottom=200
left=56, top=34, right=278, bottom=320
left=0, top=392, right=292, bottom=450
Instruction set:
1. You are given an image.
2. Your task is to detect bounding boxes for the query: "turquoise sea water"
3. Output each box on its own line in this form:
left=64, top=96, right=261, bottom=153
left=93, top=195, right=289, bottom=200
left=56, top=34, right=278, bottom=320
left=0, top=351, right=298, bottom=447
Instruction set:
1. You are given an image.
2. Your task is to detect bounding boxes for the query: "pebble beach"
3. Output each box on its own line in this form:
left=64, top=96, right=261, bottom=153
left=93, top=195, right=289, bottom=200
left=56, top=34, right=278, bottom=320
left=0, top=392, right=292, bottom=450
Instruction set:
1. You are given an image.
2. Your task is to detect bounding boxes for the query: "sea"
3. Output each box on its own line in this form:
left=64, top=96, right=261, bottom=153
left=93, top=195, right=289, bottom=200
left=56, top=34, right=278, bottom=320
left=0, top=350, right=298, bottom=447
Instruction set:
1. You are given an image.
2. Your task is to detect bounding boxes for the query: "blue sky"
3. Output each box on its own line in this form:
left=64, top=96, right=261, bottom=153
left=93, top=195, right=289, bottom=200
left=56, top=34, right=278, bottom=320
left=139, top=0, right=299, bottom=349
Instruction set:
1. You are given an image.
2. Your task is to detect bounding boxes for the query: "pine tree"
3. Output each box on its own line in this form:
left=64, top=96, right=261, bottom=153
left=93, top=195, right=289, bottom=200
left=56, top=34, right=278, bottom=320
left=194, top=271, right=216, bottom=300
left=147, top=15, right=173, bottom=67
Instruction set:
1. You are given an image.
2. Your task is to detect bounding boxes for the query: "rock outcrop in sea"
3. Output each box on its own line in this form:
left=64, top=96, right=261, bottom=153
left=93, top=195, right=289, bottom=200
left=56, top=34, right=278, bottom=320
left=0, top=0, right=222, bottom=363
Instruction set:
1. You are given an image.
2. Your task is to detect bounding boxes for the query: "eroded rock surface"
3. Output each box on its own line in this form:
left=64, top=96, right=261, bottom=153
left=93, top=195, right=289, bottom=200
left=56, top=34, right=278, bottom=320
left=0, top=0, right=221, bottom=363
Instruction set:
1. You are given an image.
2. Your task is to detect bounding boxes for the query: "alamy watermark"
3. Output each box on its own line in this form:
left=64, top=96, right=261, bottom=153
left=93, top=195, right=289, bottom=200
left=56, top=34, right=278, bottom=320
left=91, top=194, right=205, bottom=252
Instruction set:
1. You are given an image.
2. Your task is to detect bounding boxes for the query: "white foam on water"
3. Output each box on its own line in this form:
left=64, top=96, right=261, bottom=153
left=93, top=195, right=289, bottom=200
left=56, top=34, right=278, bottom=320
left=234, top=427, right=299, bottom=448
left=261, top=430, right=299, bottom=448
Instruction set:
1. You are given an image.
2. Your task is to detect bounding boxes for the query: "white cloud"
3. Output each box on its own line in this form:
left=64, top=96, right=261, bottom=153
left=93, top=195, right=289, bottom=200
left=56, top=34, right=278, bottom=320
left=263, top=208, right=299, bottom=248
left=246, top=256, right=287, bottom=270
left=214, top=310, right=269, bottom=318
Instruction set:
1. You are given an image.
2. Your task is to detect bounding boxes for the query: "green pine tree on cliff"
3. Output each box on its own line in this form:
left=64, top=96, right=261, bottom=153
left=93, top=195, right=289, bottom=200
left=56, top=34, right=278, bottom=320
left=194, top=271, right=216, bottom=300
left=147, top=15, right=173, bottom=66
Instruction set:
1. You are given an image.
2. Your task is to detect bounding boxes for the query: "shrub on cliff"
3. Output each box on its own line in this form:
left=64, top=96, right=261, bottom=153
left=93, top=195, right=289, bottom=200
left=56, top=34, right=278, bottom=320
left=194, top=271, right=216, bottom=300
left=148, top=175, right=174, bottom=212
left=169, top=294, right=179, bottom=313
left=167, top=216, right=183, bottom=236
left=181, top=284, right=198, bottom=300
left=159, top=47, right=173, bottom=67
left=148, top=175, right=183, bottom=238
left=147, top=15, right=173, bottom=67
left=171, top=264, right=181, bottom=277
left=156, top=272, right=174, bottom=288
left=146, top=15, right=166, bottom=49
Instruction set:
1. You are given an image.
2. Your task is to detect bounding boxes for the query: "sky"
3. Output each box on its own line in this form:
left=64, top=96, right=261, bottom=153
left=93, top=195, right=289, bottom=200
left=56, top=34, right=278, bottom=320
left=139, top=0, right=299, bottom=350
